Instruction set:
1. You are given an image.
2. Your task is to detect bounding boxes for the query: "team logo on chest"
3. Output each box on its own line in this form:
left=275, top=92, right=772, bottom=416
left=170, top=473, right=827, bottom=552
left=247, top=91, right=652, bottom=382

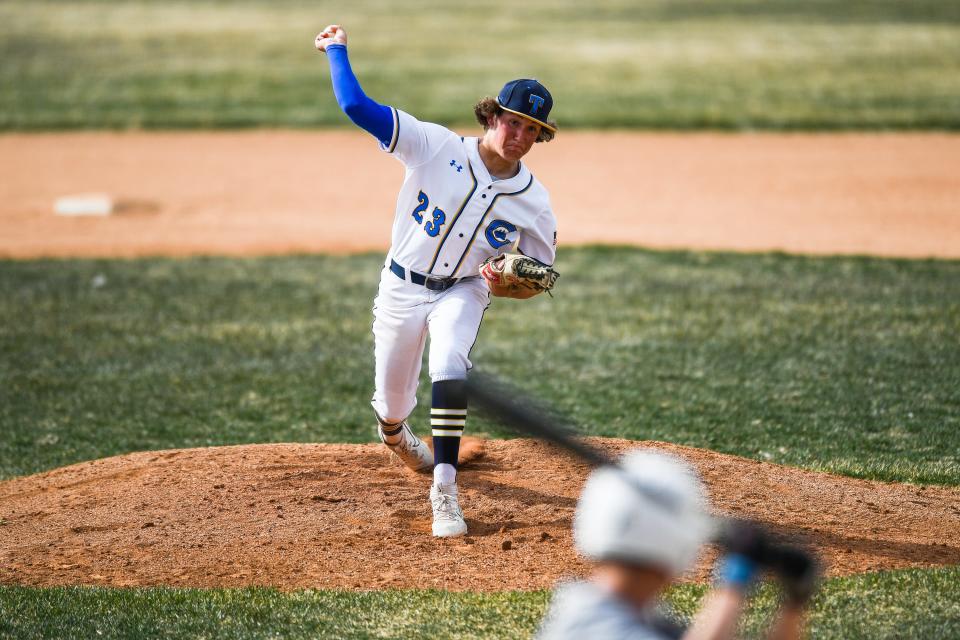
left=484, top=219, right=518, bottom=249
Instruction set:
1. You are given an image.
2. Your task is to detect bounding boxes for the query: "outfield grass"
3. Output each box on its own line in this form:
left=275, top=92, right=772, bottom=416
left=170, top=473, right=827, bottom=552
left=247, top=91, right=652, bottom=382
left=3, top=568, right=959, bottom=639
left=1, top=248, right=958, bottom=484
left=2, top=0, right=959, bottom=130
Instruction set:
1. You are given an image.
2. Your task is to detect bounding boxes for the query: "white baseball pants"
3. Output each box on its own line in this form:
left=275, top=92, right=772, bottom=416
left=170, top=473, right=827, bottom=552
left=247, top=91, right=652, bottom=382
left=371, top=266, right=490, bottom=423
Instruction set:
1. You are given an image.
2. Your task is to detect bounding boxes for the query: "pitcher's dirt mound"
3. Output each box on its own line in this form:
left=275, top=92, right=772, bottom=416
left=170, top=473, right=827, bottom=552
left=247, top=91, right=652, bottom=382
left=1, top=439, right=958, bottom=591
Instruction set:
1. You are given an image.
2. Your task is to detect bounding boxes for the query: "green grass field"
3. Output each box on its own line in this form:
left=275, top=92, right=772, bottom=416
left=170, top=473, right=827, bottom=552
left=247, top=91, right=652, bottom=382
left=2, top=250, right=959, bottom=637
left=2, top=0, right=960, bottom=130
left=3, top=249, right=958, bottom=484
left=4, top=568, right=960, bottom=639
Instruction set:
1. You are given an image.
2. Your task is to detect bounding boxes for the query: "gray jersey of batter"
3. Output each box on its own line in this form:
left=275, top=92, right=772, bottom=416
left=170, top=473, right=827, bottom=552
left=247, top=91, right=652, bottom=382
left=536, top=581, right=684, bottom=640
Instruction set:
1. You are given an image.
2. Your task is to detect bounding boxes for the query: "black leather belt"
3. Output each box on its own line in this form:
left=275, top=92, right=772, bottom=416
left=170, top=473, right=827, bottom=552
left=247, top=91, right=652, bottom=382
left=390, top=259, right=461, bottom=292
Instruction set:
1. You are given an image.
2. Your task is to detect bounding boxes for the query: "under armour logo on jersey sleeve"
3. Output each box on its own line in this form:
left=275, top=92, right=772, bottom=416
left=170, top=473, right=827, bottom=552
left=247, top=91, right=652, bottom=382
left=449, top=159, right=463, bottom=173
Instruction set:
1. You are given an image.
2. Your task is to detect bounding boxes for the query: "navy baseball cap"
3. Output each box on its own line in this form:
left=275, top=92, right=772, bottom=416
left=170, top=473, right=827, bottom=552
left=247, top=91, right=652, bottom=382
left=496, top=78, right=556, bottom=133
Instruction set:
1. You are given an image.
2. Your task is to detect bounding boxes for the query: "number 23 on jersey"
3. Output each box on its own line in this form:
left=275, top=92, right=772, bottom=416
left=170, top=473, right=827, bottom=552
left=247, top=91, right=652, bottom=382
left=411, top=191, right=446, bottom=237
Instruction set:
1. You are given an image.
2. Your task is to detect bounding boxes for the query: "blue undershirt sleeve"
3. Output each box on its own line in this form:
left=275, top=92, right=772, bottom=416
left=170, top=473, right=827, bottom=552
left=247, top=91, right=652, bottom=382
left=326, top=44, right=394, bottom=146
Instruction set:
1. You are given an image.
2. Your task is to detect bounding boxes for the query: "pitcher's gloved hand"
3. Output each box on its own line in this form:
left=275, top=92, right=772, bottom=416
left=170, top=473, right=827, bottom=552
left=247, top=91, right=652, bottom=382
left=479, top=253, right=559, bottom=297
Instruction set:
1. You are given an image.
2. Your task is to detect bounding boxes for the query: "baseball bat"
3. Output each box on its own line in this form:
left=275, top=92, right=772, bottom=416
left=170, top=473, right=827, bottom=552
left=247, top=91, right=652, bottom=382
left=465, top=371, right=613, bottom=467
left=465, top=370, right=820, bottom=590
left=464, top=370, right=698, bottom=512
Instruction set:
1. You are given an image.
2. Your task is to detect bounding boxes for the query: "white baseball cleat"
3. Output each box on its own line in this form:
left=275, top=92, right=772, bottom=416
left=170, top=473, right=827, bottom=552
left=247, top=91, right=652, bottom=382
left=377, top=421, right=434, bottom=472
left=430, top=481, right=467, bottom=538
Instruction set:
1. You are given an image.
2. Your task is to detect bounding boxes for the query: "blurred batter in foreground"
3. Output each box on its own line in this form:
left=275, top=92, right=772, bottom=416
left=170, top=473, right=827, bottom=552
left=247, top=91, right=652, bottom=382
left=538, top=449, right=816, bottom=640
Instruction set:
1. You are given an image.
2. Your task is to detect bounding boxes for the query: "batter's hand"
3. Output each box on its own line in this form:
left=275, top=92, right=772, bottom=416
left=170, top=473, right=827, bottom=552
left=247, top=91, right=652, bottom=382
left=315, top=24, right=347, bottom=52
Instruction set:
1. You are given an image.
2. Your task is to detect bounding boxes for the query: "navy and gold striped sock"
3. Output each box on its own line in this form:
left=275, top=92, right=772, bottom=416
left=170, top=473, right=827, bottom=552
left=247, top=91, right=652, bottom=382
left=431, top=379, right=467, bottom=468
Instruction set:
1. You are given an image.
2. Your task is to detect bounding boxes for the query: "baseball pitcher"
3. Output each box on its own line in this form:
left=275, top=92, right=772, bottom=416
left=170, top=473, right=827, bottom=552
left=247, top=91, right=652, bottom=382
left=315, top=25, right=560, bottom=537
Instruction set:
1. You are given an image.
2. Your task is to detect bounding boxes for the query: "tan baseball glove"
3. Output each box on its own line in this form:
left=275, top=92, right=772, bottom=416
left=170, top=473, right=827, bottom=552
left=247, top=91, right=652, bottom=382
left=479, top=253, right=559, bottom=298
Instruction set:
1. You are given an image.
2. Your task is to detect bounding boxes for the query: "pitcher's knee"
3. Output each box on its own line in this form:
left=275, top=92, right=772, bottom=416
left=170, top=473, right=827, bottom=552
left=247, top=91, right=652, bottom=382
left=429, top=356, right=469, bottom=382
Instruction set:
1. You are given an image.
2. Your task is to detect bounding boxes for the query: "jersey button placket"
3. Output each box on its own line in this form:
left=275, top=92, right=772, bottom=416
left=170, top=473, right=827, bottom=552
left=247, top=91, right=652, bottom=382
left=440, top=192, right=480, bottom=277
left=467, top=187, right=489, bottom=262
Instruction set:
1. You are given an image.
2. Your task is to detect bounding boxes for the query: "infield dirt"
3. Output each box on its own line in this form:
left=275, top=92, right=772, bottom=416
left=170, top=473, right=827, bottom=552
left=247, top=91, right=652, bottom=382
left=2, top=131, right=959, bottom=259
left=1, top=438, right=958, bottom=591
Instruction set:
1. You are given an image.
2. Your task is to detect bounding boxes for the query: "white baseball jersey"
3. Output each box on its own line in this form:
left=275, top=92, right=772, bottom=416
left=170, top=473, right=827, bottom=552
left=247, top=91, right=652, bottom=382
left=370, top=108, right=557, bottom=423
left=382, top=108, right=557, bottom=276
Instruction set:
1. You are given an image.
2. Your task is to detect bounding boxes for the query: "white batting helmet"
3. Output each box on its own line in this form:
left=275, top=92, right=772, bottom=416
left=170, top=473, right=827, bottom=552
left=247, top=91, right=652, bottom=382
left=574, top=449, right=715, bottom=576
